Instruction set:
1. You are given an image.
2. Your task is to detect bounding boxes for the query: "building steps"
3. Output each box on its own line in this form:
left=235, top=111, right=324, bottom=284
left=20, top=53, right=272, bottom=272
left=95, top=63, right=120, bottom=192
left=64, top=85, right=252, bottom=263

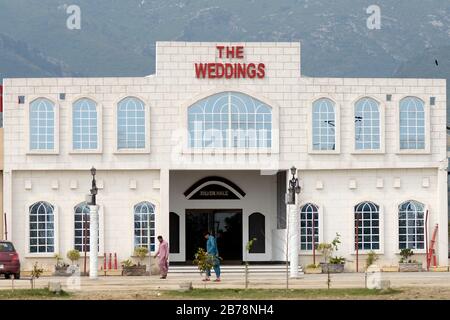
left=169, top=264, right=304, bottom=274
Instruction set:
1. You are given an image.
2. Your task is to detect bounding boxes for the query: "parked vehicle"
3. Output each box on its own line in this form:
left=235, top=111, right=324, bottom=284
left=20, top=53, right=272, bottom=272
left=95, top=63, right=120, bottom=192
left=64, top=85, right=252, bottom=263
left=0, top=241, right=20, bottom=279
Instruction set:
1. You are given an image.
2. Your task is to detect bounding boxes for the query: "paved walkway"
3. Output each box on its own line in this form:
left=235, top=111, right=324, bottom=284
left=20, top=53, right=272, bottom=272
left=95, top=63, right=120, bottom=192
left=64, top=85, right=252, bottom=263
left=1, top=272, right=450, bottom=292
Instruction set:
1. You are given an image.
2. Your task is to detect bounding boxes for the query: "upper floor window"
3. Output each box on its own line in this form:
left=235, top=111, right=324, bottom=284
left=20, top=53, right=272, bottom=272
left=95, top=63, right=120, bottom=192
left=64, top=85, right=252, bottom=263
left=188, top=92, right=272, bottom=148
left=30, top=98, right=55, bottom=150
left=73, top=98, right=98, bottom=150
left=312, top=98, right=336, bottom=151
left=400, top=97, right=425, bottom=150
left=355, top=97, right=380, bottom=150
left=117, top=97, right=146, bottom=150
left=29, top=201, right=55, bottom=253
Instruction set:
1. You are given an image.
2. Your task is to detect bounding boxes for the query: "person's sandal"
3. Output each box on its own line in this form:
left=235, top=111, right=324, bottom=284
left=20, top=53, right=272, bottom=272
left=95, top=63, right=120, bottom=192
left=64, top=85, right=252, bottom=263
left=202, top=278, right=210, bottom=282
left=214, top=279, right=221, bottom=282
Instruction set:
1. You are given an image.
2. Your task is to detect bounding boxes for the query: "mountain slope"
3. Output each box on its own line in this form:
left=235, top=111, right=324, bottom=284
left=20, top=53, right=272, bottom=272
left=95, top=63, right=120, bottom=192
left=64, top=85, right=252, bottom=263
left=0, top=0, right=448, bottom=81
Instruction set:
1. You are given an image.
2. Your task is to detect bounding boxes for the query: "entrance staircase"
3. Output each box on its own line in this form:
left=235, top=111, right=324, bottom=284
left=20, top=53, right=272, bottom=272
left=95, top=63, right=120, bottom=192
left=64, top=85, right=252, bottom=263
left=169, top=264, right=304, bottom=275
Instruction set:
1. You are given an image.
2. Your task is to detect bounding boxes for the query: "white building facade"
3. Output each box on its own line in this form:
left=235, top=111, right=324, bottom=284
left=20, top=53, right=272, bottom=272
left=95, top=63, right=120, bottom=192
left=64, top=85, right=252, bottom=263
left=2, top=42, right=448, bottom=271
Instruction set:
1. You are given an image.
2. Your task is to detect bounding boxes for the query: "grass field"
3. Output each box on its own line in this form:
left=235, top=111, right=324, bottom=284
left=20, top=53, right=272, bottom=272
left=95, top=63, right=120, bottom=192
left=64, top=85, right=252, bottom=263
left=0, top=288, right=70, bottom=300
left=162, top=288, right=402, bottom=300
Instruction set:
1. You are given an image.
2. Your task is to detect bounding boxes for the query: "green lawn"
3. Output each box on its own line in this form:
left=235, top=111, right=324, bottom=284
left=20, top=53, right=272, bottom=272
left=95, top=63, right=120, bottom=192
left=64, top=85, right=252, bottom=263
left=0, top=288, right=70, bottom=300
left=163, top=288, right=402, bottom=300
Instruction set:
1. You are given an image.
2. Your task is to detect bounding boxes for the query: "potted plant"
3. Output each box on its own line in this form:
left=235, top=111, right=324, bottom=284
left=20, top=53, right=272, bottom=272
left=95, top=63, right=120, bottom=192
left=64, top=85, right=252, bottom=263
left=304, top=263, right=322, bottom=274
left=122, top=247, right=148, bottom=276
left=66, top=249, right=81, bottom=275
left=53, top=254, right=70, bottom=276
left=318, top=233, right=345, bottom=273
left=398, top=248, right=422, bottom=272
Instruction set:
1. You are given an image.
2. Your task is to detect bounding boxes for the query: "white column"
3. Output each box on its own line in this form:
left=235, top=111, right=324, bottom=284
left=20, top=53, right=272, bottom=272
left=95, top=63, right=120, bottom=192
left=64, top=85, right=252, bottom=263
left=288, top=203, right=299, bottom=278
left=159, top=169, right=170, bottom=246
left=89, top=205, right=100, bottom=279
left=437, top=162, right=448, bottom=265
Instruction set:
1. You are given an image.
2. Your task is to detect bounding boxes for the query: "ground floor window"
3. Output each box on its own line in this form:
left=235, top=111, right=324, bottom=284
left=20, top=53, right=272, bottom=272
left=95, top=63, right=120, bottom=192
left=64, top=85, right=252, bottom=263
left=399, top=200, right=425, bottom=249
left=354, top=201, right=380, bottom=250
left=300, top=203, right=319, bottom=250
left=74, top=202, right=99, bottom=252
left=134, top=201, right=156, bottom=251
left=29, top=201, right=55, bottom=253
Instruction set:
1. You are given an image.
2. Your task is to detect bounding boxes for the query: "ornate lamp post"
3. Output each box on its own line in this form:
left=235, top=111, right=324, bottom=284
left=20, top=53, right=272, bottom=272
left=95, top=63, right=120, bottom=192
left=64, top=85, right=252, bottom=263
left=87, top=167, right=99, bottom=279
left=286, top=166, right=301, bottom=278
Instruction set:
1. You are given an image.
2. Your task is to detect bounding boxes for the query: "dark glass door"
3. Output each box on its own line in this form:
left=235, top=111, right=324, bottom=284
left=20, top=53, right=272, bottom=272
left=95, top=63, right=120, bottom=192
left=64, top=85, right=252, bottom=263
left=185, top=209, right=242, bottom=263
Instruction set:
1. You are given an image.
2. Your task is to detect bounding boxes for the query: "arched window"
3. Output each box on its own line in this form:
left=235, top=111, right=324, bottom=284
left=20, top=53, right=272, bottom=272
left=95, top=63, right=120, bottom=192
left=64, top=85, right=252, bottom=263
left=117, top=97, right=146, bottom=149
left=73, top=202, right=99, bottom=252
left=400, top=97, right=425, bottom=150
left=354, top=98, right=380, bottom=150
left=29, top=201, right=55, bottom=253
left=30, top=98, right=55, bottom=150
left=134, top=202, right=156, bottom=251
left=300, top=203, right=319, bottom=250
left=399, top=200, right=425, bottom=249
left=188, top=92, right=272, bottom=148
left=248, top=212, right=265, bottom=253
left=312, top=98, right=336, bottom=150
left=73, top=98, right=98, bottom=150
left=354, top=202, right=380, bottom=250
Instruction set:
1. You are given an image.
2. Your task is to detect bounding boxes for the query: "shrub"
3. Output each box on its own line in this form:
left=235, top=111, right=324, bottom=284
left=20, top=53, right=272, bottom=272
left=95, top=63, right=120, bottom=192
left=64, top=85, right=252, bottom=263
left=67, top=249, right=81, bottom=264
left=121, top=259, right=135, bottom=268
left=365, top=250, right=379, bottom=269
left=317, top=233, right=343, bottom=264
left=329, top=256, right=346, bottom=265
left=133, top=247, right=149, bottom=265
left=193, top=248, right=215, bottom=275
left=399, top=248, right=414, bottom=263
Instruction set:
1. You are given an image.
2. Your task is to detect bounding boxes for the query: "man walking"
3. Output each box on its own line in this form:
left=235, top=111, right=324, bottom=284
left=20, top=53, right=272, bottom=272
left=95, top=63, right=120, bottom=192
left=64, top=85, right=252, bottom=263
left=154, top=235, right=169, bottom=279
left=203, top=231, right=221, bottom=282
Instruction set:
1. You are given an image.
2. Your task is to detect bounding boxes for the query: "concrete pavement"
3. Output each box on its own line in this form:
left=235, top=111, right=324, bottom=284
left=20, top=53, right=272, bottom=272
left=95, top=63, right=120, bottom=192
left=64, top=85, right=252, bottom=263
left=1, top=272, right=450, bottom=292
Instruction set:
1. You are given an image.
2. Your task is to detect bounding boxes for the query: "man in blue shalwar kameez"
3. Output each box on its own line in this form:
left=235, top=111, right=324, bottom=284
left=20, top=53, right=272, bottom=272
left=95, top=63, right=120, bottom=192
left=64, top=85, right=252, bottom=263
left=203, top=231, right=221, bottom=282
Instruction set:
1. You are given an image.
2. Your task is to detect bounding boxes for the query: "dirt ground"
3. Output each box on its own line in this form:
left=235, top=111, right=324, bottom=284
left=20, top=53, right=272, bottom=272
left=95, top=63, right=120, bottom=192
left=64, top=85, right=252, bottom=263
left=66, top=286, right=450, bottom=300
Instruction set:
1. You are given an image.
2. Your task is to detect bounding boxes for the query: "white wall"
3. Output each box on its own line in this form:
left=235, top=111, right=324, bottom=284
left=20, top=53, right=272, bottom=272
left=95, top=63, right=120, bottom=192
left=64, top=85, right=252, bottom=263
left=11, top=170, right=160, bottom=270
left=298, top=168, right=440, bottom=269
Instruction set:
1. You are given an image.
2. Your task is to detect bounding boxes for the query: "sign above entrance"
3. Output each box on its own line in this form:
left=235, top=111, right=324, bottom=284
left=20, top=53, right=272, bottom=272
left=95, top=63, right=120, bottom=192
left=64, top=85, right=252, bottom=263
left=184, top=176, right=246, bottom=200
left=195, top=46, right=266, bottom=79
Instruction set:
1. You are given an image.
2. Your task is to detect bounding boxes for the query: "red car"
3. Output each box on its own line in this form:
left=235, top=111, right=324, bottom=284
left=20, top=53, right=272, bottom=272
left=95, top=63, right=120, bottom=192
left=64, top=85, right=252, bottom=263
left=0, top=241, right=20, bottom=279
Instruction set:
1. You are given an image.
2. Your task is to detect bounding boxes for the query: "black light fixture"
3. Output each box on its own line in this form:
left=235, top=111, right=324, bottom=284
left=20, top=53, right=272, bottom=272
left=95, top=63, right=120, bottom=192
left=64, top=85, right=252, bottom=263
left=430, top=97, right=436, bottom=106
left=286, top=166, right=301, bottom=205
left=89, top=167, right=98, bottom=206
